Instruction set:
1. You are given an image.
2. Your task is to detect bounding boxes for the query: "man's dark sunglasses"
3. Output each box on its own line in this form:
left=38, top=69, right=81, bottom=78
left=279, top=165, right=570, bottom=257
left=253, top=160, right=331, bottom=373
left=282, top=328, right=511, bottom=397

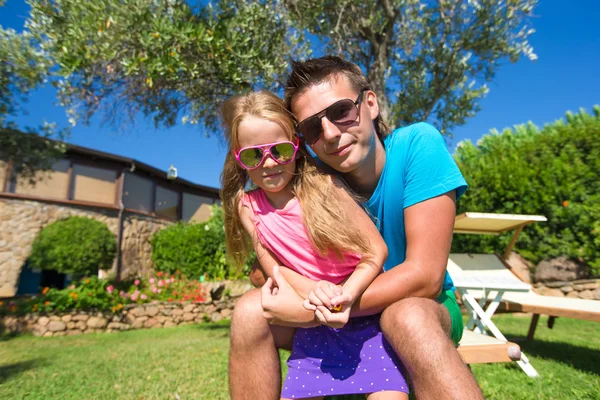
left=296, top=88, right=369, bottom=145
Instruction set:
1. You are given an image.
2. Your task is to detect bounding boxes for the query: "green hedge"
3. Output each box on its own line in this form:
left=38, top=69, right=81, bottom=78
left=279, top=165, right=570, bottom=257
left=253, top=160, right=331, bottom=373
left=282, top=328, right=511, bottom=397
left=29, top=216, right=117, bottom=277
left=452, top=106, right=600, bottom=276
left=150, top=205, right=253, bottom=280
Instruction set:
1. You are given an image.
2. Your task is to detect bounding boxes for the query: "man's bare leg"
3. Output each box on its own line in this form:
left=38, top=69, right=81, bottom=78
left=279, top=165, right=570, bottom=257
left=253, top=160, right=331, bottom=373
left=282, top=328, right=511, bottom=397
left=229, top=289, right=295, bottom=400
left=380, top=297, right=484, bottom=400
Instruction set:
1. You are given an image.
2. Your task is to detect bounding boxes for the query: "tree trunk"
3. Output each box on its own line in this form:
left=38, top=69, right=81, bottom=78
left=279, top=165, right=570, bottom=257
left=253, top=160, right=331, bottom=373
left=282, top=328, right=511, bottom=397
left=367, top=64, right=390, bottom=123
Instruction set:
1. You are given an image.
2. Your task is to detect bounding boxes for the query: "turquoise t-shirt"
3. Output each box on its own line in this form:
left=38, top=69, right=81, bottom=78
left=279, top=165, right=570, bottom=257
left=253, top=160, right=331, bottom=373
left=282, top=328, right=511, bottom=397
left=364, top=122, right=468, bottom=291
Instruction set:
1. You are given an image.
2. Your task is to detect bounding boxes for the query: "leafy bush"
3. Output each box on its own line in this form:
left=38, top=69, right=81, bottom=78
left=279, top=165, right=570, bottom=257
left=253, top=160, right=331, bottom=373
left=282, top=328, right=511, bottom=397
left=150, top=205, right=253, bottom=280
left=29, top=216, right=116, bottom=277
left=453, top=106, right=600, bottom=276
left=0, top=271, right=207, bottom=316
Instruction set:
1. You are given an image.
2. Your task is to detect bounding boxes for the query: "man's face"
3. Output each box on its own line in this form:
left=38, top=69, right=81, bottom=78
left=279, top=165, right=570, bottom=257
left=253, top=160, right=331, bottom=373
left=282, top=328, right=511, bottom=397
left=290, top=75, right=380, bottom=174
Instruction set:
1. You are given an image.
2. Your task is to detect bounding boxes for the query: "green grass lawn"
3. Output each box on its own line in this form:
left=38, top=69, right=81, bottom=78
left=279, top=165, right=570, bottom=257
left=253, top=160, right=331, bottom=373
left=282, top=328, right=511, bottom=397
left=1, top=315, right=598, bottom=399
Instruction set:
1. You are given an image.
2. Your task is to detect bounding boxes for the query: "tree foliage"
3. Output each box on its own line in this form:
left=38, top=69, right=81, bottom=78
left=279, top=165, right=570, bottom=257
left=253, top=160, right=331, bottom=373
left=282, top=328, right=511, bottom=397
left=452, top=106, right=600, bottom=275
left=284, top=0, right=538, bottom=134
left=23, top=0, right=306, bottom=131
left=1, top=0, right=537, bottom=139
left=1, top=4, right=66, bottom=176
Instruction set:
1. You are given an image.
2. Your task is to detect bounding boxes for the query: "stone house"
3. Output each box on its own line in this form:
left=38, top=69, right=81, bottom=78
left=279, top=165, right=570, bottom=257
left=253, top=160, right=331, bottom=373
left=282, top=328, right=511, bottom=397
left=0, top=143, right=220, bottom=298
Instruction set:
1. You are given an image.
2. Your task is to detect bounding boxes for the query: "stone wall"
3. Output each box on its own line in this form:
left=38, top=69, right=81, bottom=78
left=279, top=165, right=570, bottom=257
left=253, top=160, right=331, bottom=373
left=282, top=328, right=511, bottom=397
left=1, top=297, right=239, bottom=337
left=533, top=279, right=600, bottom=300
left=0, top=198, right=172, bottom=297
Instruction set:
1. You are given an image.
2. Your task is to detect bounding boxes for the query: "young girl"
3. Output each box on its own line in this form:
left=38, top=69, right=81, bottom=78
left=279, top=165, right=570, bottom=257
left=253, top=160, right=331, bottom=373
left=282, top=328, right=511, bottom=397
left=221, top=91, right=408, bottom=399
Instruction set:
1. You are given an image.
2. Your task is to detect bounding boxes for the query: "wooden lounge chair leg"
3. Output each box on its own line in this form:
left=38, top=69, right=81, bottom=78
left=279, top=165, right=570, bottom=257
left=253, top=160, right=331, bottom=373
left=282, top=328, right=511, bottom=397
left=527, top=314, right=540, bottom=341
left=547, top=316, right=557, bottom=329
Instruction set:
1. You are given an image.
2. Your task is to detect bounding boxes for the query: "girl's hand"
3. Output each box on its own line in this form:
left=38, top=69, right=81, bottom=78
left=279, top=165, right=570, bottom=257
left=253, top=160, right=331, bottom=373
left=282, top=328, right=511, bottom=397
left=314, top=304, right=351, bottom=329
left=330, top=290, right=354, bottom=311
left=305, top=280, right=342, bottom=310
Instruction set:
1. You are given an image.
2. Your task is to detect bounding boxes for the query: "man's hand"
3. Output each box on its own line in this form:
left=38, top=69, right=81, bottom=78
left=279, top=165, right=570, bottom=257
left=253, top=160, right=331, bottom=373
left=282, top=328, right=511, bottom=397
left=261, top=266, right=318, bottom=328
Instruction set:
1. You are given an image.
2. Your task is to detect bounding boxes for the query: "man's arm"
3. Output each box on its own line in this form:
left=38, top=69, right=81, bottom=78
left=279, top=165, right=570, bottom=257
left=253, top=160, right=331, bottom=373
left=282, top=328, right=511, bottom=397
left=351, top=190, right=456, bottom=316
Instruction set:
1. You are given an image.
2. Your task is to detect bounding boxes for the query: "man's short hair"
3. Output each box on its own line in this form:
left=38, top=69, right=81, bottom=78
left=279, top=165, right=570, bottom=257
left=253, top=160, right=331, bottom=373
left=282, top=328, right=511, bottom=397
left=284, top=55, right=390, bottom=141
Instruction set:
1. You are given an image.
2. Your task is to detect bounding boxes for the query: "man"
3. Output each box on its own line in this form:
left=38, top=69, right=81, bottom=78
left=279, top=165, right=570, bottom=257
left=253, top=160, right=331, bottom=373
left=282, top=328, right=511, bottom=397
left=229, top=56, right=484, bottom=400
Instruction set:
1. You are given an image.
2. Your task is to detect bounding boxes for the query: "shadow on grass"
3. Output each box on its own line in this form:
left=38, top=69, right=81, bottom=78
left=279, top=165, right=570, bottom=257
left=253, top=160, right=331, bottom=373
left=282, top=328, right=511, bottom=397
left=0, top=331, right=23, bottom=342
left=520, top=338, right=600, bottom=375
left=0, top=359, right=42, bottom=384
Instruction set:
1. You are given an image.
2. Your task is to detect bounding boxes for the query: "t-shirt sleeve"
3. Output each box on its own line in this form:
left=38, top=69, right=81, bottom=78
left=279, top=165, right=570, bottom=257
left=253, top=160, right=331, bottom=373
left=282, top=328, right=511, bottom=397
left=402, top=122, right=468, bottom=208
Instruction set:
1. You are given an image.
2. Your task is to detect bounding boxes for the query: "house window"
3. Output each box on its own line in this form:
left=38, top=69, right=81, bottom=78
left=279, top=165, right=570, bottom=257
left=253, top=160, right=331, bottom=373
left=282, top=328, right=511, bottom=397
left=72, top=164, right=118, bottom=204
left=182, top=193, right=213, bottom=222
left=13, top=159, right=71, bottom=200
left=123, top=172, right=153, bottom=213
left=155, top=186, right=179, bottom=220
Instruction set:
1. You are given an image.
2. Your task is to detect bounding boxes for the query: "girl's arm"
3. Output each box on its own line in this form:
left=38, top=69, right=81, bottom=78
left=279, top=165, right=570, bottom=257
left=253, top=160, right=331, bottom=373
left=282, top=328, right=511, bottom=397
left=333, top=177, right=387, bottom=303
left=239, top=203, right=316, bottom=298
left=238, top=202, right=317, bottom=327
left=307, top=178, right=387, bottom=326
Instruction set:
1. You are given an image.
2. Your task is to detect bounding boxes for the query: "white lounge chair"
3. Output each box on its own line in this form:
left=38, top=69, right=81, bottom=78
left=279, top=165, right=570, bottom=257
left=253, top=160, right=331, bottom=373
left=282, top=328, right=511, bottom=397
left=452, top=212, right=600, bottom=325
left=452, top=212, right=600, bottom=378
left=450, top=253, right=600, bottom=335
left=451, top=252, right=539, bottom=377
left=448, top=213, right=568, bottom=377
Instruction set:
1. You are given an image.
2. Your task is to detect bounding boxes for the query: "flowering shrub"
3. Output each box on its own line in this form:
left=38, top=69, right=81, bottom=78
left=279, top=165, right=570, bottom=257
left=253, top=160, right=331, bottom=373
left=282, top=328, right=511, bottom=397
left=0, top=271, right=207, bottom=316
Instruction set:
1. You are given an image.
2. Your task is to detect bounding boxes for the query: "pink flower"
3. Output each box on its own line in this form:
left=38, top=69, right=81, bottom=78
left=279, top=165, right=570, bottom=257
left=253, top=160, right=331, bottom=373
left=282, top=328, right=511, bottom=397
left=149, top=278, right=155, bottom=284
left=69, top=284, right=75, bottom=290
left=133, top=290, right=140, bottom=297
left=151, top=286, right=158, bottom=293
left=106, top=285, right=115, bottom=294
left=141, top=294, right=147, bottom=300
left=157, top=289, right=162, bottom=294
left=158, top=280, right=164, bottom=287
left=130, top=294, right=138, bottom=302
left=134, top=279, right=140, bottom=286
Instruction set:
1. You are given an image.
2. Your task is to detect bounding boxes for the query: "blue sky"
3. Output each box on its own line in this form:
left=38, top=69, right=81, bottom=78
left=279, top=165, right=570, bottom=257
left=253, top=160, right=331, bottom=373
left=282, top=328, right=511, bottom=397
left=2, top=1, right=599, bottom=189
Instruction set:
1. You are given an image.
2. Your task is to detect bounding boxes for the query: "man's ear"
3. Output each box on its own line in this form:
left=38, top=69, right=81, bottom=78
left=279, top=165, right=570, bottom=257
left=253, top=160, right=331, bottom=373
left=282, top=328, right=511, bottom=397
left=366, top=90, right=380, bottom=120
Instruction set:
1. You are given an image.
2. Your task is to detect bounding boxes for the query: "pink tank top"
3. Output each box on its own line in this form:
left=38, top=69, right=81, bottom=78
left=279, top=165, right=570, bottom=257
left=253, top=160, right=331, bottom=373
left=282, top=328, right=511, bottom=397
left=243, top=189, right=361, bottom=284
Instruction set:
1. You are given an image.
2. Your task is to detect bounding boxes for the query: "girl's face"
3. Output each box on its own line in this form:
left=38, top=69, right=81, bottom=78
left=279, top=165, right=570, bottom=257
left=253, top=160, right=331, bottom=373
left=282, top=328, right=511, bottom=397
left=236, top=115, right=296, bottom=193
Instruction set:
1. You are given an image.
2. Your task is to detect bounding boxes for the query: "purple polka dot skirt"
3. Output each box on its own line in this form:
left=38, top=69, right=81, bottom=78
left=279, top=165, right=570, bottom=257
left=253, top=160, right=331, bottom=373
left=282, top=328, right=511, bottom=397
left=281, top=314, right=409, bottom=398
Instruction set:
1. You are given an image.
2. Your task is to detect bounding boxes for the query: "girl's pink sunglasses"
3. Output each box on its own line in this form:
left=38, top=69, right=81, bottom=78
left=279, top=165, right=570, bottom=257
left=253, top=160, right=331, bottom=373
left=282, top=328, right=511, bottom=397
left=234, top=139, right=299, bottom=170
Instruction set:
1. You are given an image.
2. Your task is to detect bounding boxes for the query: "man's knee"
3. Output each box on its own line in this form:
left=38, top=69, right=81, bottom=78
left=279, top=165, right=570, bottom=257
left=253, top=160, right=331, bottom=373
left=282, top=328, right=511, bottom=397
left=231, top=289, right=267, bottom=338
left=380, top=297, right=450, bottom=341
left=230, top=288, right=295, bottom=350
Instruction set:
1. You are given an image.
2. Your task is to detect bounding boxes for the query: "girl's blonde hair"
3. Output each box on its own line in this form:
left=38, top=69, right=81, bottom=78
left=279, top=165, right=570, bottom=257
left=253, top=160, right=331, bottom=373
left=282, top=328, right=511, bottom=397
left=220, top=91, right=371, bottom=267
